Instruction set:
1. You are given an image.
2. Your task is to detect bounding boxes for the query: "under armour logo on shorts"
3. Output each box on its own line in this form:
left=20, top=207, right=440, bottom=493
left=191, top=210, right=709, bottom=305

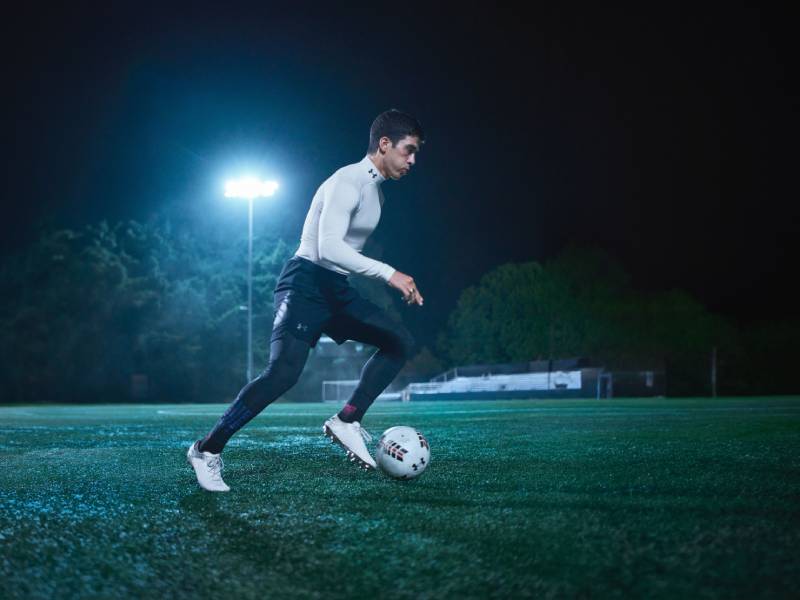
left=296, top=323, right=308, bottom=332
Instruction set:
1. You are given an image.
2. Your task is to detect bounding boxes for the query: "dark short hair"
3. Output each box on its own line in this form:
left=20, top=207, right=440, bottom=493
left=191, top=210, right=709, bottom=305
left=367, top=109, right=425, bottom=154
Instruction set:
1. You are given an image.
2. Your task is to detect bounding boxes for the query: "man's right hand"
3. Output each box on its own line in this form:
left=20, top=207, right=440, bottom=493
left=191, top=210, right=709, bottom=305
left=388, top=270, right=424, bottom=306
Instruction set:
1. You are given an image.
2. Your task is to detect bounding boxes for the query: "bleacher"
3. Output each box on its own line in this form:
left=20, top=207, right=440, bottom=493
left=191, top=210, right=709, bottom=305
left=400, top=369, right=595, bottom=401
left=322, top=357, right=664, bottom=403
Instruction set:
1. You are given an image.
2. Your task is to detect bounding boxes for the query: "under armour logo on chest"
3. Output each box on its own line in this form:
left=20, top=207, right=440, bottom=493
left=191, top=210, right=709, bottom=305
left=368, top=168, right=377, bottom=179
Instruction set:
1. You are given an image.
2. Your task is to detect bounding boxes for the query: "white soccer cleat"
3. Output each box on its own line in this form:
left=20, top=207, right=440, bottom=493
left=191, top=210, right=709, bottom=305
left=186, top=441, right=231, bottom=492
left=323, top=415, right=377, bottom=470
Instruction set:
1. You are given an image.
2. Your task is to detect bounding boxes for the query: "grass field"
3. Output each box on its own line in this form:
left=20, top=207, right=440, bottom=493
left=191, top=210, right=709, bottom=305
left=1, top=398, right=799, bottom=599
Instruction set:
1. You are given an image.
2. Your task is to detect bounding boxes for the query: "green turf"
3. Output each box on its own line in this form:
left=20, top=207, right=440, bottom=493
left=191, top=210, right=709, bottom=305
left=1, top=398, right=799, bottom=599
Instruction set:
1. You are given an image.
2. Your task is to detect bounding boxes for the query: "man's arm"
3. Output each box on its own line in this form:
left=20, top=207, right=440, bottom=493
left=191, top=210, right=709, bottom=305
left=318, top=178, right=396, bottom=282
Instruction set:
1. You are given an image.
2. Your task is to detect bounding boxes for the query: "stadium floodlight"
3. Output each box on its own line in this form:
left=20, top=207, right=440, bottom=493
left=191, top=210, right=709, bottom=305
left=225, top=178, right=279, bottom=200
left=224, top=176, right=280, bottom=383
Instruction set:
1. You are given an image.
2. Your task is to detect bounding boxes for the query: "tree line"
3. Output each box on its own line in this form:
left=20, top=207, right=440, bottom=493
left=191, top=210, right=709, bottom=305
left=0, top=216, right=795, bottom=403
left=434, top=247, right=798, bottom=396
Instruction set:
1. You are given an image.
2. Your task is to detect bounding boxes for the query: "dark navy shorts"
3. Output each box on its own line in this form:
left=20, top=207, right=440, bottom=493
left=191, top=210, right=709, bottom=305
left=270, top=255, right=387, bottom=348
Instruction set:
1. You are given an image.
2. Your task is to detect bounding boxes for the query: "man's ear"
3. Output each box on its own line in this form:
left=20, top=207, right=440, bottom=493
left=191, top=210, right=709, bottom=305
left=378, top=136, right=392, bottom=154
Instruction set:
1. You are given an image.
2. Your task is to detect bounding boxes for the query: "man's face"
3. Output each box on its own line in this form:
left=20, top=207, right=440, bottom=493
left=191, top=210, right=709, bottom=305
left=379, top=135, right=420, bottom=180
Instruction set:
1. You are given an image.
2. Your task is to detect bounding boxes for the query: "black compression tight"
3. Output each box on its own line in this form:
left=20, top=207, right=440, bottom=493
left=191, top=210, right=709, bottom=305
left=197, top=311, right=414, bottom=454
left=198, top=335, right=310, bottom=454
left=335, top=311, right=415, bottom=424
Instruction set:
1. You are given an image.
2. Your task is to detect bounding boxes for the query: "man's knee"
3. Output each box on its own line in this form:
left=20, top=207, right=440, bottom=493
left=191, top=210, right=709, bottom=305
left=360, top=311, right=416, bottom=361
left=394, top=326, right=416, bottom=362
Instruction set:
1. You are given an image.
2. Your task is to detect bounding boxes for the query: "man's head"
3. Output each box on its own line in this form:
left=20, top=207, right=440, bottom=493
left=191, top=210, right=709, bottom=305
left=367, top=109, right=425, bottom=180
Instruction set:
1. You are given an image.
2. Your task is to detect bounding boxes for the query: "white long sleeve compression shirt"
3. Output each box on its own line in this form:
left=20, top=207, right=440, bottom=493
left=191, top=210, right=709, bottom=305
left=294, top=155, right=396, bottom=282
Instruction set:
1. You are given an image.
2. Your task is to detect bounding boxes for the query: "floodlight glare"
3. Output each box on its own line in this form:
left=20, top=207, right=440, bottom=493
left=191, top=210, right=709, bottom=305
left=224, top=177, right=279, bottom=200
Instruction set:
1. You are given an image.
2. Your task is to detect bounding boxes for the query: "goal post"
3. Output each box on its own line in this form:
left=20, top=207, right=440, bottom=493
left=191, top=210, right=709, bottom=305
left=322, top=380, right=360, bottom=403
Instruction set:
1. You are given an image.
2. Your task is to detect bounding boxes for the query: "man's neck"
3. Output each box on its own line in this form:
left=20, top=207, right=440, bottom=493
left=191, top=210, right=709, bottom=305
left=367, top=153, right=388, bottom=179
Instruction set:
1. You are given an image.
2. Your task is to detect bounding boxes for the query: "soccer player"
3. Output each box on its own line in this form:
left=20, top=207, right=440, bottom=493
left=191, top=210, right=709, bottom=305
left=187, top=109, right=425, bottom=492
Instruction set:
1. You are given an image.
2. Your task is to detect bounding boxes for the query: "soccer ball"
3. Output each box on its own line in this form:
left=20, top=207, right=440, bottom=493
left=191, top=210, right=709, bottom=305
left=375, top=426, right=431, bottom=479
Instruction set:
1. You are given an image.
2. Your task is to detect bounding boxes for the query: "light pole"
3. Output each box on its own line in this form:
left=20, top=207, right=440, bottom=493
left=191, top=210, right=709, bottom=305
left=224, top=177, right=279, bottom=381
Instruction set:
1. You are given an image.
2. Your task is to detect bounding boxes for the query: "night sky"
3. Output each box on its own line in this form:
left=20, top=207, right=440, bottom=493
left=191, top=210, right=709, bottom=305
left=2, top=4, right=796, bottom=350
